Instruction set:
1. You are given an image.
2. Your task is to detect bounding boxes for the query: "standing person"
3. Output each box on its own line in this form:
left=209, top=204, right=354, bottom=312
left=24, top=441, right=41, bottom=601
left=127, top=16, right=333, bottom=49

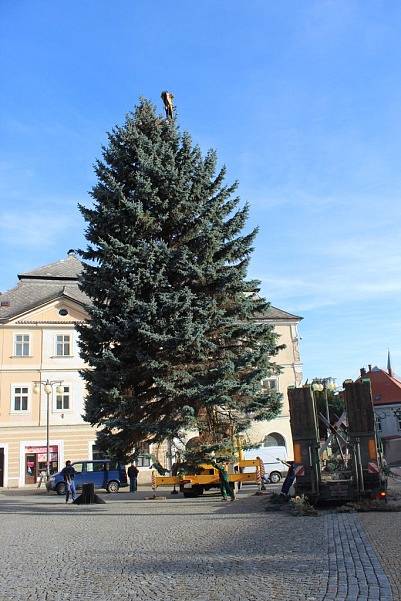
left=37, top=469, right=47, bottom=488
left=279, top=459, right=295, bottom=496
left=61, top=460, right=77, bottom=503
left=217, top=463, right=235, bottom=501
left=127, top=462, right=139, bottom=493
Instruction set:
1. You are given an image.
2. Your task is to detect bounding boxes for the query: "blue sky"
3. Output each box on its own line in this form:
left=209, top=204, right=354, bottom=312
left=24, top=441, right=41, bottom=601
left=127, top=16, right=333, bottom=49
left=1, top=0, right=400, bottom=384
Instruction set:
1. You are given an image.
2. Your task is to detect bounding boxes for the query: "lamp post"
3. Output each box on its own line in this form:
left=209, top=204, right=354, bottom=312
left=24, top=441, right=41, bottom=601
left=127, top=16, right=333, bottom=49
left=33, top=379, right=63, bottom=480
left=312, top=378, right=336, bottom=439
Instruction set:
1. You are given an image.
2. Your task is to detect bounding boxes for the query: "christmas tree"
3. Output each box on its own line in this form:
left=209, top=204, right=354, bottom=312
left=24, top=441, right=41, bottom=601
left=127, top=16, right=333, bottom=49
left=78, top=97, right=283, bottom=460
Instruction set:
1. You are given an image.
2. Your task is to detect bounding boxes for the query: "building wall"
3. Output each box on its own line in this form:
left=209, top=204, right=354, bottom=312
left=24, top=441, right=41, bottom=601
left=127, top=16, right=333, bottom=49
left=0, top=298, right=91, bottom=487
left=375, top=404, right=401, bottom=438
left=247, top=320, right=302, bottom=458
left=0, top=424, right=97, bottom=487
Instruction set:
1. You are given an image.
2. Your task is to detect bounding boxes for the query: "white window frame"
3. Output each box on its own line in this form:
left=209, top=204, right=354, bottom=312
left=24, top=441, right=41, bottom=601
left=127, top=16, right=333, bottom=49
left=13, top=333, right=31, bottom=357
left=10, top=384, right=31, bottom=414
left=54, top=333, right=73, bottom=357
left=54, top=384, right=71, bottom=412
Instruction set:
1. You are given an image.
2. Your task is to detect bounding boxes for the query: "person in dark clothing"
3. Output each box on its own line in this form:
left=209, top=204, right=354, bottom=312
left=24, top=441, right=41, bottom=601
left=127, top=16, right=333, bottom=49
left=61, top=460, right=77, bottom=503
left=279, top=460, right=296, bottom=496
left=127, top=462, right=139, bottom=493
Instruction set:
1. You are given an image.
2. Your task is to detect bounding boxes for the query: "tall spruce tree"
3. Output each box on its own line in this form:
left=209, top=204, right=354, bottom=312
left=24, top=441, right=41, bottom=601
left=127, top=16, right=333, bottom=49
left=78, top=98, right=283, bottom=460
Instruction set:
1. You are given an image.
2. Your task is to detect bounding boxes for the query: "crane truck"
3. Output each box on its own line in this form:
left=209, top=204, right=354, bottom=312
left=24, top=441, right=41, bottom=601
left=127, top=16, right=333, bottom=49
left=153, top=458, right=262, bottom=497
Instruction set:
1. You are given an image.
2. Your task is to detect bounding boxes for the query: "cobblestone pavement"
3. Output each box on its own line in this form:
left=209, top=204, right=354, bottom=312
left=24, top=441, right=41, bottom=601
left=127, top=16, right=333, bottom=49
left=359, top=510, right=401, bottom=600
left=325, top=514, right=392, bottom=601
left=0, top=489, right=327, bottom=601
left=0, top=488, right=396, bottom=601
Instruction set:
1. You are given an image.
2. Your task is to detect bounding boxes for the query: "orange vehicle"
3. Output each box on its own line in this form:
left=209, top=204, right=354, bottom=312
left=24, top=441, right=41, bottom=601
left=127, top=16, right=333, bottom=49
left=153, top=459, right=262, bottom=497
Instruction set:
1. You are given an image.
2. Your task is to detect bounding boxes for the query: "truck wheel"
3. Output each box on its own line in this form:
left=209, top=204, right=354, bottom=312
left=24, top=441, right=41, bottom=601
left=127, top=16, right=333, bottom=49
left=56, top=482, right=65, bottom=496
left=192, top=485, right=204, bottom=496
left=183, top=490, right=196, bottom=498
left=269, top=471, right=281, bottom=484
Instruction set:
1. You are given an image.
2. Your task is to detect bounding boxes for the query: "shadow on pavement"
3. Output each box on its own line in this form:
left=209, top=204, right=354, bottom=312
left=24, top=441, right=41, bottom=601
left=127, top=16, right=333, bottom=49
left=0, top=488, right=277, bottom=517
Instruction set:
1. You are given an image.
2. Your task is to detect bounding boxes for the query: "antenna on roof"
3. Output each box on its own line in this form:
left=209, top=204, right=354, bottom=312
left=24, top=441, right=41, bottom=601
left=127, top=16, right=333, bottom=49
left=387, top=349, right=393, bottom=377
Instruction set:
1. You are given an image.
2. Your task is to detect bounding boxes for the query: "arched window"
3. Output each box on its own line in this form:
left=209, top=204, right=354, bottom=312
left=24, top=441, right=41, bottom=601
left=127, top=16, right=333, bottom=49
left=263, top=432, right=286, bottom=447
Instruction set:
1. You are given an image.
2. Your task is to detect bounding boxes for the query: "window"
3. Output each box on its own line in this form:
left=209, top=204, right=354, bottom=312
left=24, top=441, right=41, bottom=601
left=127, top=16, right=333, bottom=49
left=263, top=432, right=286, bottom=447
left=56, top=386, right=70, bottom=410
left=58, top=308, right=68, bottom=316
left=72, top=463, right=83, bottom=473
left=136, top=443, right=151, bottom=467
left=393, top=411, right=401, bottom=431
left=92, top=444, right=106, bottom=461
left=85, top=462, right=105, bottom=472
left=261, top=378, right=278, bottom=391
left=137, top=455, right=151, bottom=467
left=375, top=416, right=382, bottom=432
left=15, top=334, right=30, bottom=357
left=12, top=386, right=29, bottom=411
left=56, top=335, right=71, bottom=356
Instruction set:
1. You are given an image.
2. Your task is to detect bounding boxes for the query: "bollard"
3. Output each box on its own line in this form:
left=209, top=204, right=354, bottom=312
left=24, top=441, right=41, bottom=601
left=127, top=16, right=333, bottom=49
left=73, top=482, right=106, bottom=504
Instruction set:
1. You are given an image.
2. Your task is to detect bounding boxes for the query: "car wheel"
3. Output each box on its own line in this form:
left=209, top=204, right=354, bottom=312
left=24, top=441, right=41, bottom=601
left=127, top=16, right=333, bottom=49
left=56, top=482, right=66, bottom=496
left=269, top=471, right=281, bottom=484
left=106, top=480, right=119, bottom=493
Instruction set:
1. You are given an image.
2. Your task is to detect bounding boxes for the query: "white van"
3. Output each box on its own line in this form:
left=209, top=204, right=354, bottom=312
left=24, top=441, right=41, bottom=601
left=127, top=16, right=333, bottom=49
left=244, top=445, right=288, bottom=483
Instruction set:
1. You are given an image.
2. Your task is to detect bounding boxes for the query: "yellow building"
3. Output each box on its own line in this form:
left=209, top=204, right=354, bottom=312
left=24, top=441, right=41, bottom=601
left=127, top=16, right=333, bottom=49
left=0, top=252, right=97, bottom=487
left=247, top=306, right=303, bottom=457
left=0, top=252, right=302, bottom=487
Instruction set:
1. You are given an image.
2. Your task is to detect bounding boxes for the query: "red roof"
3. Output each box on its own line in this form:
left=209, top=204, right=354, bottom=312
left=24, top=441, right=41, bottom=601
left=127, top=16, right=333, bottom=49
left=358, top=367, right=401, bottom=405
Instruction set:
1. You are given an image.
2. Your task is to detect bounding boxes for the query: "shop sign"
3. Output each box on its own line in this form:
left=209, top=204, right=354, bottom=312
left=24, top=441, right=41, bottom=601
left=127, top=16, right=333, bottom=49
left=26, top=446, right=58, bottom=454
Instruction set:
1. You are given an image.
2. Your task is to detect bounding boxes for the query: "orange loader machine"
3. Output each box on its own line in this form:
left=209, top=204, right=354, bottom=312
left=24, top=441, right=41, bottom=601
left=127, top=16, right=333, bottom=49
left=153, top=458, right=263, bottom=498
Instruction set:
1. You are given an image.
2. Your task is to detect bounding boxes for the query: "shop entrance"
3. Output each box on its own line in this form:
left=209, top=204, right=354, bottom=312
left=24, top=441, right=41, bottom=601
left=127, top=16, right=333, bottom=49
left=25, top=453, right=36, bottom=484
left=25, top=446, right=59, bottom=484
left=0, top=448, right=4, bottom=487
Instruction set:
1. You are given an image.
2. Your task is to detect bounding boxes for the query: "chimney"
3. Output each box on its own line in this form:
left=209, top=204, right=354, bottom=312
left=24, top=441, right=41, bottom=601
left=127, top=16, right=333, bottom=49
left=360, top=367, right=366, bottom=377
left=368, top=364, right=372, bottom=372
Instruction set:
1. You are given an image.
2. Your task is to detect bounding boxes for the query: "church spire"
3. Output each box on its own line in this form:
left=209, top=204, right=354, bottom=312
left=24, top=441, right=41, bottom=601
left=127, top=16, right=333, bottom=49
left=387, top=349, right=393, bottom=377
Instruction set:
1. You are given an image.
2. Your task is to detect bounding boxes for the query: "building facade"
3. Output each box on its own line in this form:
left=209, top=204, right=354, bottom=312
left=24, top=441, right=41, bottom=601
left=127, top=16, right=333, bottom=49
left=359, top=365, right=401, bottom=464
left=244, top=307, right=302, bottom=457
left=0, top=253, right=97, bottom=488
left=0, top=253, right=302, bottom=487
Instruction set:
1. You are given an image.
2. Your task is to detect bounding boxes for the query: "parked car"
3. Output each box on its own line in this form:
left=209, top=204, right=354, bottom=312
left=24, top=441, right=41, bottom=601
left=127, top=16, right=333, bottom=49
left=47, top=459, right=128, bottom=495
left=243, top=446, right=289, bottom=483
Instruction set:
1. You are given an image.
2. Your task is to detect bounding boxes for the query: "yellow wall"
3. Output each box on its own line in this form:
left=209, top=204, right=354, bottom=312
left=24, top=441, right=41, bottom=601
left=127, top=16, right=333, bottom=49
left=0, top=424, right=97, bottom=487
left=0, top=296, right=92, bottom=487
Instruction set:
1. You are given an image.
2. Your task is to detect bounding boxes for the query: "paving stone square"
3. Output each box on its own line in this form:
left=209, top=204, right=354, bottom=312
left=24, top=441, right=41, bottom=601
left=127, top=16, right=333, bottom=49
left=0, top=487, right=398, bottom=601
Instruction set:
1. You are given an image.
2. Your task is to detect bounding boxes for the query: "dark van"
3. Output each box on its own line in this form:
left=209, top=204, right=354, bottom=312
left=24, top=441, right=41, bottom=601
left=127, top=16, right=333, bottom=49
left=47, top=459, right=128, bottom=495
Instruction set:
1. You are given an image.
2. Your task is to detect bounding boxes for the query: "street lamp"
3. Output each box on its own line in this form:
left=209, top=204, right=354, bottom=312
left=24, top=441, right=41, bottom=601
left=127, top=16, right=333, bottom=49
left=312, top=378, right=336, bottom=439
left=33, top=379, right=63, bottom=479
